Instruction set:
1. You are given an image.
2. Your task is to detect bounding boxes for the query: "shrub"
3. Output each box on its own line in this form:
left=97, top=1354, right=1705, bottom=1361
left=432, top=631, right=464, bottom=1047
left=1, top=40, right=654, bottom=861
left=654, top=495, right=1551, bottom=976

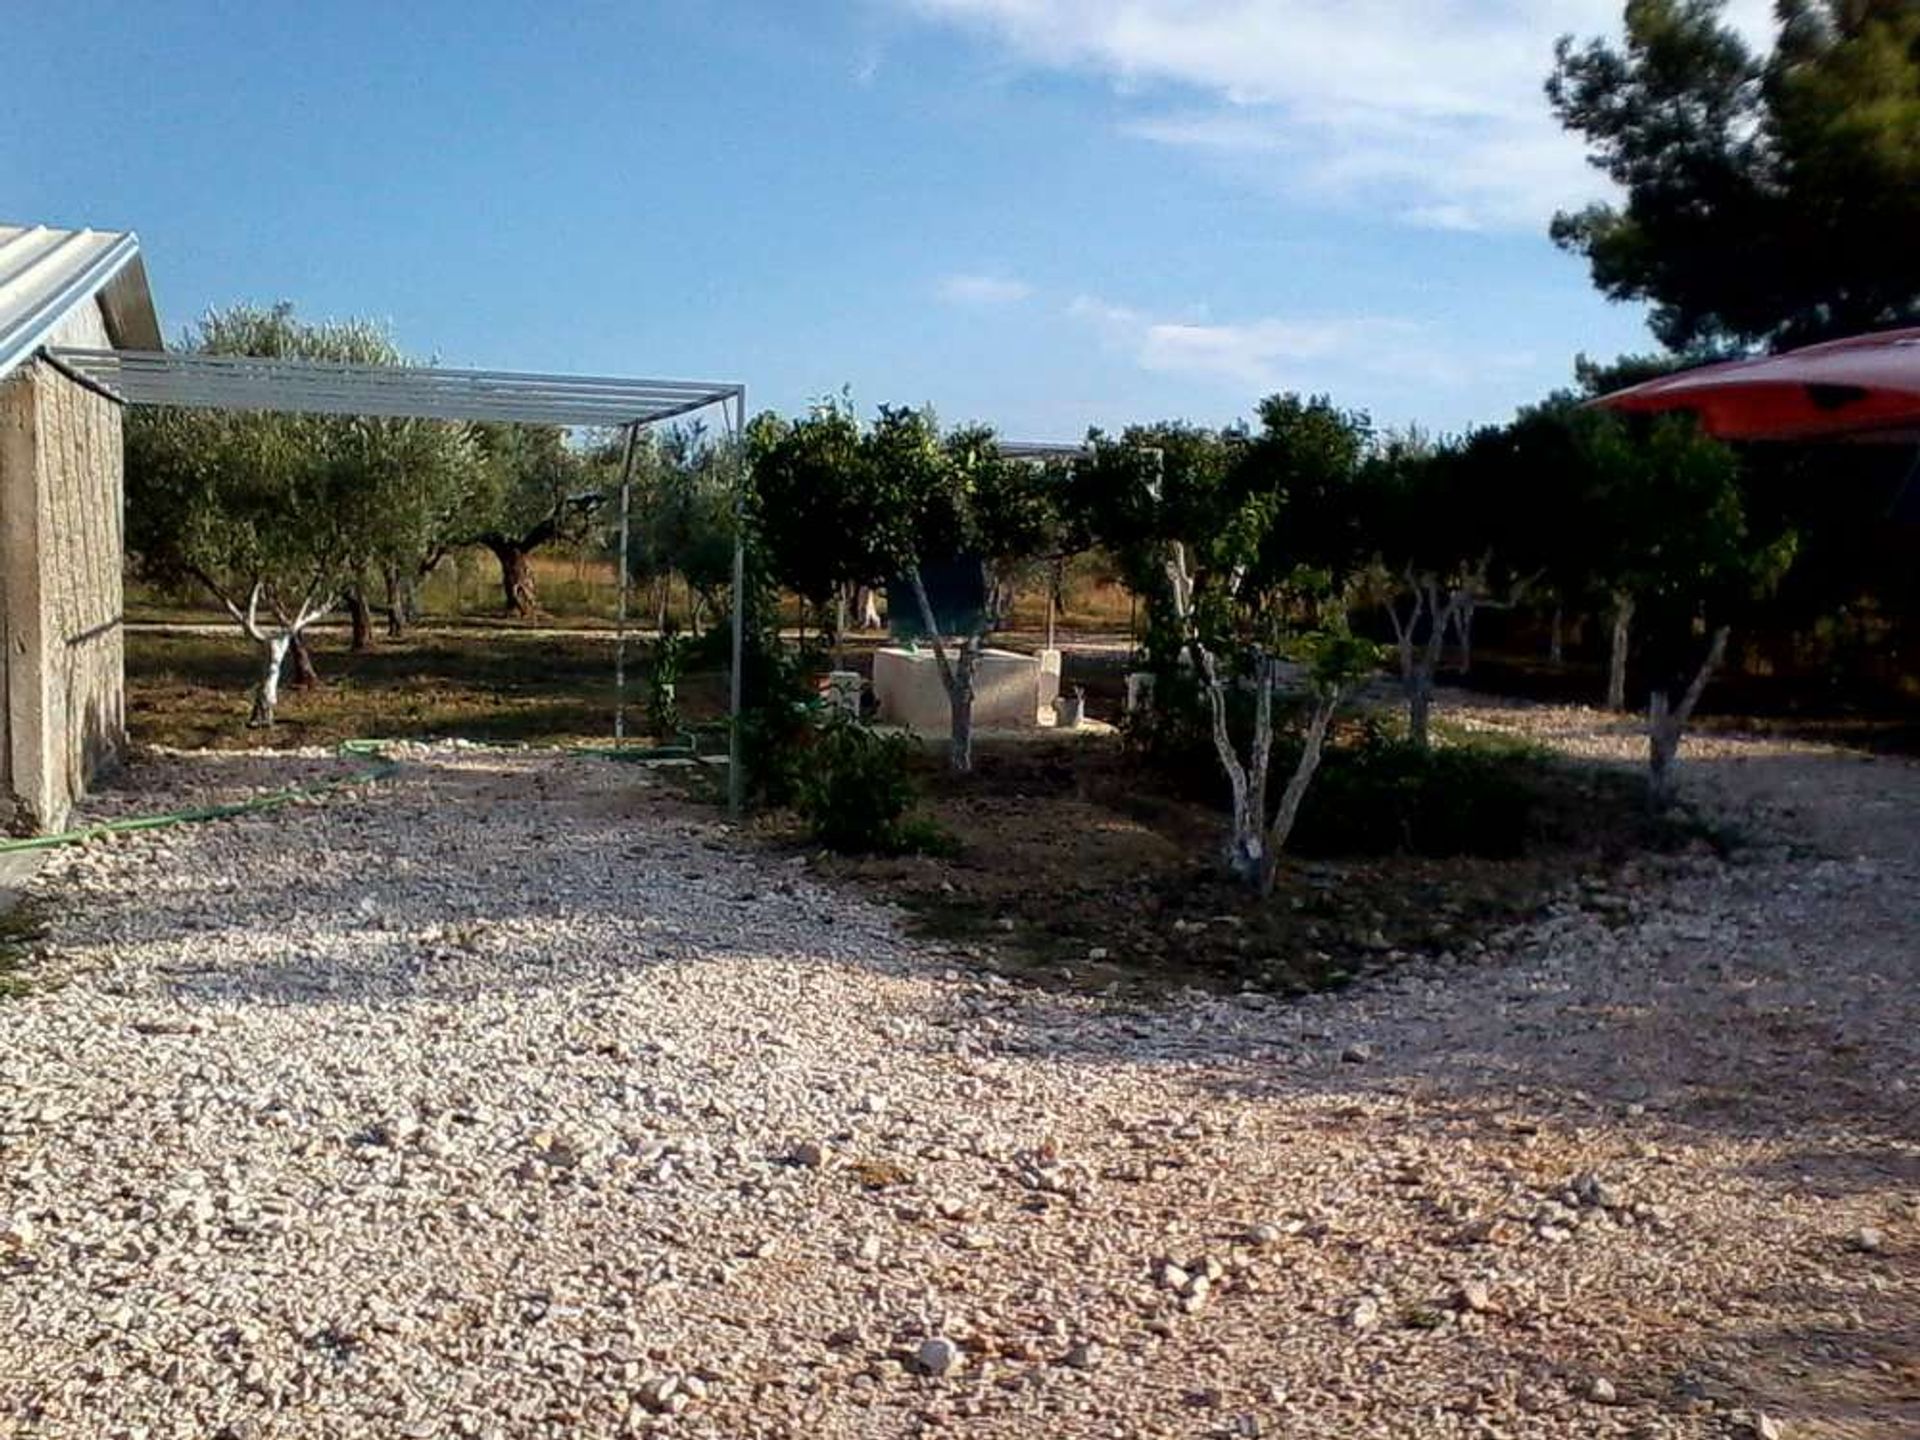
left=797, top=714, right=953, bottom=855
left=736, top=635, right=824, bottom=808
left=1133, top=701, right=1542, bottom=859
left=797, top=713, right=915, bottom=852
left=1289, top=723, right=1536, bottom=858
left=645, top=624, right=688, bottom=737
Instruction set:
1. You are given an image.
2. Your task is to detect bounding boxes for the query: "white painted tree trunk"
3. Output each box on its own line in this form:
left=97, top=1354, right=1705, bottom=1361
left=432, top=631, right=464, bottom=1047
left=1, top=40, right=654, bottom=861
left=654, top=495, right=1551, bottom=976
left=207, top=579, right=332, bottom=731
left=1259, top=685, right=1343, bottom=896
left=1548, top=604, right=1564, bottom=666
left=1162, top=545, right=1344, bottom=893
left=1607, top=591, right=1635, bottom=712
left=948, top=636, right=981, bottom=774
left=249, top=633, right=292, bottom=728
left=855, top=585, right=882, bottom=631
left=1647, top=625, right=1729, bottom=811
left=906, top=567, right=983, bottom=774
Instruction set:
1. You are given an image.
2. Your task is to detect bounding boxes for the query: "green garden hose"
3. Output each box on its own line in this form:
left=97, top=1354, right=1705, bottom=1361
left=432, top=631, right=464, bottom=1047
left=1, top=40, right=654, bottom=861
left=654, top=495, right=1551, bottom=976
left=0, top=739, right=402, bottom=856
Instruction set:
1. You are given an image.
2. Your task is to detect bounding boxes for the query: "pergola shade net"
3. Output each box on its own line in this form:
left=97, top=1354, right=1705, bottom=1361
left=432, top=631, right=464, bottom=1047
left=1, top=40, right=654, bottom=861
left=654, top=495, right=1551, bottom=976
left=44, top=340, right=749, bottom=808
left=46, top=347, right=742, bottom=429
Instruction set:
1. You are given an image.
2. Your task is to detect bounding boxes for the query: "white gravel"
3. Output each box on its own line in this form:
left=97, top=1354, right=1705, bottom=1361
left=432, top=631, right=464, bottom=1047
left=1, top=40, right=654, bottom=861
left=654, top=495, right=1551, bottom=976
left=1, top=709, right=1915, bottom=1439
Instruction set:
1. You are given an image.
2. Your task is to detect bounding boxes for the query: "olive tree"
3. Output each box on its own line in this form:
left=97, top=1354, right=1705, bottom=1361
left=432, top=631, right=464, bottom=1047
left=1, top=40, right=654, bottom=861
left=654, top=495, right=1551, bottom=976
left=1070, top=396, right=1378, bottom=893
left=457, top=423, right=611, bottom=616
left=126, top=304, right=473, bottom=726
left=1585, top=415, right=1796, bottom=807
left=748, top=396, right=889, bottom=651
left=629, top=423, right=743, bottom=633
left=1358, top=435, right=1493, bottom=749
left=866, top=408, right=1064, bottom=774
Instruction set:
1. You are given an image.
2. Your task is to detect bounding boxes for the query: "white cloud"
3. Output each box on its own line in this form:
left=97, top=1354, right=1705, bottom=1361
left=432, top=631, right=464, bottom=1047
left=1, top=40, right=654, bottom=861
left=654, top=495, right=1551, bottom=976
left=937, top=272, right=1035, bottom=305
left=1067, top=292, right=1496, bottom=393
left=898, top=0, right=1778, bottom=231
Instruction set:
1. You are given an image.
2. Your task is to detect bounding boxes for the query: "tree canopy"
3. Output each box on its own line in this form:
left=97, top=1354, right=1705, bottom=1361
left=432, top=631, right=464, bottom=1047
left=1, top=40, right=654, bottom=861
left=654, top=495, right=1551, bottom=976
left=1549, top=0, right=1920, bottom=351
left=459, top=422, right=612, bottom=615
left=125, top=302, right=473, bottom=721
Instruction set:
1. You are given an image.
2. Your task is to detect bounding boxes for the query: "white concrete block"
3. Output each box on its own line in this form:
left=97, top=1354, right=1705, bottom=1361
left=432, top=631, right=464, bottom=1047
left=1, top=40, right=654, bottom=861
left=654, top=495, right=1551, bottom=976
left=872, top=646, right=1045, bottom=733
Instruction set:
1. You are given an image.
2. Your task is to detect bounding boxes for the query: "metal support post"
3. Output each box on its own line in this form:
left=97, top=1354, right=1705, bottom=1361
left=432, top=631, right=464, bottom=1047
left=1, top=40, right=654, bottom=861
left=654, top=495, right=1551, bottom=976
left=727, top=389, right=748, bottom=817
left=613, top=421, right=639, bottom=745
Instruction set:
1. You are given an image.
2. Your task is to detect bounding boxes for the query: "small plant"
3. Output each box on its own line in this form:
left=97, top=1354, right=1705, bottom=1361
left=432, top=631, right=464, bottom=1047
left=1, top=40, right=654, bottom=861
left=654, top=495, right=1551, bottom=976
left=645, top=623, right=688, bottom=737
left=796, top=713, right=953, bottom=855
left=797, top=713, right=915, bottom=852
left=736, top=634, right=826, bottom=809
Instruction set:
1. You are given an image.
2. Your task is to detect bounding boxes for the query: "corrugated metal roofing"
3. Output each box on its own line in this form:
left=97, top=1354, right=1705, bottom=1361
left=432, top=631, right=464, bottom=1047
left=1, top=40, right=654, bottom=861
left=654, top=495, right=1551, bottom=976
left=0, top=223, right=162, bottom=383
left=1000, top=441, right=1089, bottom=460
left=48, top=348, right=744, bottom=429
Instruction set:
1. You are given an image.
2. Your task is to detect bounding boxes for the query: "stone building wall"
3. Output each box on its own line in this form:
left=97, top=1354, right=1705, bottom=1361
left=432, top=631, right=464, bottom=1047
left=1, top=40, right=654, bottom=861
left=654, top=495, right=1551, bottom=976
left=0, top=300, right=126, bottom=833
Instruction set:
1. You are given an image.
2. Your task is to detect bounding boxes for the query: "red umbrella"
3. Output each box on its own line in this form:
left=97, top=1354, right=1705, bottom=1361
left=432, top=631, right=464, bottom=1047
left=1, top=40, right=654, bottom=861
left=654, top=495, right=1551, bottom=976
left=1592, top=326, right=1920, bottom=442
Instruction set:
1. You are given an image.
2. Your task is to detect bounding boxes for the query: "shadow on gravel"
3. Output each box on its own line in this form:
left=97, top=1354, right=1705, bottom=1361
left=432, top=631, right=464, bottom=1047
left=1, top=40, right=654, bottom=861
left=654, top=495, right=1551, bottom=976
left=39, top=742, right=1920, bottom=1439
left=82, top=756, right=819, bottom=1008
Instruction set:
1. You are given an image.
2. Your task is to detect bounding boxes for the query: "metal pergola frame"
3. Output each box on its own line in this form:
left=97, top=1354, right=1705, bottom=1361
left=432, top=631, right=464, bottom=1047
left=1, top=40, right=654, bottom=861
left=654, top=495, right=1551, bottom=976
left=48, top=345, right=751, bottom=811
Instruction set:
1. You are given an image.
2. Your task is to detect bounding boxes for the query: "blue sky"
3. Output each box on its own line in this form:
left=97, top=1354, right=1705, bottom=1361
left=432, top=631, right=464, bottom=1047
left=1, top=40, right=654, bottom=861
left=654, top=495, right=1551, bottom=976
left=7, top=1, right=1773, bottom=440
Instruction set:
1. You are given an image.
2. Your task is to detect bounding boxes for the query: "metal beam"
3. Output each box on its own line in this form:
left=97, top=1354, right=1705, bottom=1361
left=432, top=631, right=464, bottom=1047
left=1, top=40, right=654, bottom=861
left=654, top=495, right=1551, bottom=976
left=46, top=347, right=743, bottom=430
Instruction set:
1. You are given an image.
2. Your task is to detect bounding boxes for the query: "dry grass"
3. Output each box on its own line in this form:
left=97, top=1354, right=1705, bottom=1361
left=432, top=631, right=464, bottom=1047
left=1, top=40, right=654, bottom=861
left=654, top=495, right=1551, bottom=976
left=125, top=627, right=729, bottom=751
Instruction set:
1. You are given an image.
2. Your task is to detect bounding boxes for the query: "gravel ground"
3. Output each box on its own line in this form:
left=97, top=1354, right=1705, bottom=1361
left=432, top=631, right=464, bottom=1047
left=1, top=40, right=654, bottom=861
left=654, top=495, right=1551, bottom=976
left=1, top=706, right=1914, bottom=1440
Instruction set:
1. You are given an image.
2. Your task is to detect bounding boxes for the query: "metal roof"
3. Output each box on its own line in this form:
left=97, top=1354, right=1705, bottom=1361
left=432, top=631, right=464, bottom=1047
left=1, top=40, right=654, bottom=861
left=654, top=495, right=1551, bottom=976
left=0, top=223, right=162, bottom=383
left=46, top=348, right=743, bottom=429
left=1000, top=440, right=1090, bottom=460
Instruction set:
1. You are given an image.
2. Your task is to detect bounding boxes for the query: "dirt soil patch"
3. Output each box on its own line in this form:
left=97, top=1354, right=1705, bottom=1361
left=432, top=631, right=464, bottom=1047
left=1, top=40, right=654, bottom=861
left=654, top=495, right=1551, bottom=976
left=782, top=730, right=1716, bottom=999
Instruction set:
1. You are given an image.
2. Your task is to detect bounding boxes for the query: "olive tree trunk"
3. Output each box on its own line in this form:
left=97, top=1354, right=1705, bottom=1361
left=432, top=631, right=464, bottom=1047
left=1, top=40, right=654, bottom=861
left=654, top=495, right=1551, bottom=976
left=382, top=563, right=411, bottom=639
left=249, top=633, right=293, bottom=728
left=489, top=541, right=537, bottom=617
left=1647, top=626, right=1729, bottom=811
left=1384, top=576, right=1464, bottom=750
left=1606, top=591, right=1635, bottom=711
left=289, top=635, right=320, bottom=688
left=347, top=589, right=374, bottom=652
left=1166, top=543, right=1345, bottom=896
left=198, top=579, right=332, bottom=729
left=1451, top=593, right=1476, bottom=675
left=906, top=566, right=983, bottom=774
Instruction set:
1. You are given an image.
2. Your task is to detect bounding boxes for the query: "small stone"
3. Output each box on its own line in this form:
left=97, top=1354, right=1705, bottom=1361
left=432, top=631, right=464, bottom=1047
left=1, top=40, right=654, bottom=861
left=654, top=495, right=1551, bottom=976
left=1348, top=1296, right=1381, bottom=1331
left=1087, top=946, right=1109, bottom=961
left=1731, top=1411, right=1785, bottom=1440
left=1158, top=1261, right=1191, bottom=1292
left=1456, top=1280, right=1492, bottom=1313
left=855, top=1234, right=882, bottom=1264
left=636, top=1375, right=680, bottom=1413
left=1244, top=1222, right=1282, bottom=1248
left=1341, top=1043, right=1375, bottom=1064
left=1589, top=1377, right=1617, bottom=1405
left=1062, top=1341, right=1097, bottom=1370
left=1848, top=1226, right=1885, bottom=1254
left=916, top=1336, right=963, bottom=1377
left=1571, top=1171, right=1621, bottom=1209
left=790, top=1140, right=828, bottom=1169
left=0, top=1217, right=37, bottom=1254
